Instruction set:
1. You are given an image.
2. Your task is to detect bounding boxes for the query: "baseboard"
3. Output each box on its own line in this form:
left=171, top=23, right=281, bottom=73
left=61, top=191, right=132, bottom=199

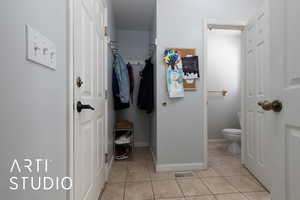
left=156, top=162, right=205, bottom=172
left=134, top=142, right=149, bottom=147
left=208, top=139, right=228, bottom=143
left=105, top=155, right=114, bottom=181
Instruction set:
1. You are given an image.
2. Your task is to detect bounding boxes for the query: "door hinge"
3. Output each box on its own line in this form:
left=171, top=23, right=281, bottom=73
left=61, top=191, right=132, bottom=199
left=105, top=153, right=109, bottom=163
left=104, top=26, right=108, bottom=37
left=105, top=89, right=108, bottom=100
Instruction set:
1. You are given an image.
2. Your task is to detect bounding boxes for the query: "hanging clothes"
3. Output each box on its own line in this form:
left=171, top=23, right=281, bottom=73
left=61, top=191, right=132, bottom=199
left=112, top=54, right=130, bottom=110
left=127, top=63, right=134, bottom=103
left=113, top=54, right=130, bottom=103
left=137, top=58, right=154, bottom=113
left=113, top=67, right=129, bottom=110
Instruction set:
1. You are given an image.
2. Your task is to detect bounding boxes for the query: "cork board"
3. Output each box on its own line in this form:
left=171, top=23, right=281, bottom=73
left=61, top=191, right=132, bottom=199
left=174, top=48, right=197, bottom=91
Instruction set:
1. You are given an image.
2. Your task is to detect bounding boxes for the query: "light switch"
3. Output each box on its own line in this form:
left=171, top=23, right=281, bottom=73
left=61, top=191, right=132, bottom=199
left=26, top=25, right=56, bottom=70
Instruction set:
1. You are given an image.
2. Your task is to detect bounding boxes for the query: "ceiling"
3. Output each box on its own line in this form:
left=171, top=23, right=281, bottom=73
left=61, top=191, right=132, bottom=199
left=112, top=0, right=155, bottom=31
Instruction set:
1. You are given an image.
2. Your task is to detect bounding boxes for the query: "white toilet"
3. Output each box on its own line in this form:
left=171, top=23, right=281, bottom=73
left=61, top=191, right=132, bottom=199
left=222, top=113, right=242, bottom=154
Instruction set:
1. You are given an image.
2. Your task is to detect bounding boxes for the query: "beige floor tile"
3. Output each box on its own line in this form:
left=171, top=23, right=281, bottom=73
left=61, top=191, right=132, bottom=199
left=195, top=168, right=220, bottom=178
left=103, top=145, right=271, bottom=200
left=128, top=161, right=149, bottom=172
left=101, top=183, right=124, bottom=200
left=177, top=178, right=211, bottom=197
left=150, top=171, right=175, bottom=181
left=147, top=161, right=156, bottom=172
left=134, top=147, right=150, bottom=153
left=108, top=168, right=128, bottom=183
left=202, top=177, right=238, bottom=194
left=208, top=156, right=242, bottom=168
left=155, top=198, right=184, bottom=200
left=124, top=181, right=153, bottom=200
left=130, top=154, right=153, bottom=162
left=152, top=180, right=184, bottom=199
left=243, top=192, right=271, bottom=200
left=247, top=175, right=263, bottom=186
left=241, top=167, right=252, bottom=175
left=185, top=196, right=216, bottom=200
left=213, top=165, right=250, bottom=176
left=225, top=176, right=265, bottom=192
left=126, top=169, right=151, bottom=182
left=111, top=161, right=128, bottom=170
left=215, top=193, right=248, bottom=200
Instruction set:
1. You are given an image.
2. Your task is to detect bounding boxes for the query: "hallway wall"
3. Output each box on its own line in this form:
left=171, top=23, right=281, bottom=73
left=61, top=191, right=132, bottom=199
left=116, top=29, right=151, bottom=146
left=0, top=0, right=67, bottom=199
left=155, top=0, right=264, bottom=169
left=207, top=30, right=242, bottom=140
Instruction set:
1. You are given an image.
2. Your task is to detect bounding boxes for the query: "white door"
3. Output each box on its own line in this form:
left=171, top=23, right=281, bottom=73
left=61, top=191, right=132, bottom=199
left=270, top=0, right=300, bottom=199
left=244, top=2, right=271, bottom=190
left=74, top=0, right=106, bottom=199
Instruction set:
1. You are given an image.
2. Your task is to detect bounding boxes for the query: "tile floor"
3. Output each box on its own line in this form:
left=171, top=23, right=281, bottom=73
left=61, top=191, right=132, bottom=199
left=101, top=143, right=271, bottom=200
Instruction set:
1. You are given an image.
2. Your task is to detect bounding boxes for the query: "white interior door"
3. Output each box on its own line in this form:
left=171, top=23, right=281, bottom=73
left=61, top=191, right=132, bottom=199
left=270, top=0, right=300, bottom=199
left=74, top=0, right=106, bottom=199
left=244, top=2, right=271, bottom=190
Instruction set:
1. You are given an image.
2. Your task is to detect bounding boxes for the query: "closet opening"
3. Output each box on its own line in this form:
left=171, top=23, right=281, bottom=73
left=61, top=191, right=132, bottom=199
left=204, top=21, right=245, bottom=174
left=108, top=0, right=156, bottom=177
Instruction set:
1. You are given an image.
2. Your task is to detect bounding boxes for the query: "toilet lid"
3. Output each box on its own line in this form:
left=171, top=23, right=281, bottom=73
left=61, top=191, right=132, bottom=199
left=223, top=129, right=241, bottom=135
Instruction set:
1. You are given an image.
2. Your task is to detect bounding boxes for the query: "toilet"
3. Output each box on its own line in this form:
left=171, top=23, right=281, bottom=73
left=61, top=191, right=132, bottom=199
left=222, top=113, right=242, bottom=154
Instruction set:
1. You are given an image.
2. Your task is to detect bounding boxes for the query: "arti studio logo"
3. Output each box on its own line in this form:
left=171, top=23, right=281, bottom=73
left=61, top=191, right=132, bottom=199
left=9, top=159, right=72, bottom=191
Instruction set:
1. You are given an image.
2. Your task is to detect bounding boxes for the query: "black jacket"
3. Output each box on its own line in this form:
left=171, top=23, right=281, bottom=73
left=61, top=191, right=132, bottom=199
left=137, top=58, right=154, bottom=113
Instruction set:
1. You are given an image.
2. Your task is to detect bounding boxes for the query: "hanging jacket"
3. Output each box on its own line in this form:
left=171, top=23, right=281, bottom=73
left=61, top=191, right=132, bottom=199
left=113, top=66, right=130, bottom=110
left=127, top=63, right=134, bottom=103
left=113, top=54, right=130, bottom=103
left=137, top=58, right=154, bottom=113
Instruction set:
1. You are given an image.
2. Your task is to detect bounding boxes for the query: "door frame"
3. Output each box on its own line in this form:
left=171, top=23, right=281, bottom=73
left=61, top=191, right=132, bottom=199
left=66, top=0, right=109, bottom=199
left=202, top=19, right=246, bottom=168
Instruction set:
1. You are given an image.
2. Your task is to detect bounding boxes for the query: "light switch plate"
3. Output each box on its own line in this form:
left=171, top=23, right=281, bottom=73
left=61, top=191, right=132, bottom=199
left=26, top=25, right=56, bottom=70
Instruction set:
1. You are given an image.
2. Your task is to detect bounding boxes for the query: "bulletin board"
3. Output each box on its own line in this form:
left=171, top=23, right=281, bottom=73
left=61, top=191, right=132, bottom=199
left=173, top=48, right=197, bottom=91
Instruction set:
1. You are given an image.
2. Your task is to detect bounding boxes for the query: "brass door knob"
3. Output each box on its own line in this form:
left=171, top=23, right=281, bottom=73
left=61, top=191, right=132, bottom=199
left=257, top=100, right=283, bottom=112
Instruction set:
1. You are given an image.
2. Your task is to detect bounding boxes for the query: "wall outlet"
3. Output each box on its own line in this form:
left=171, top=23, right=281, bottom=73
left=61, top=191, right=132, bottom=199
left=26, top=25, right=56, bottom=70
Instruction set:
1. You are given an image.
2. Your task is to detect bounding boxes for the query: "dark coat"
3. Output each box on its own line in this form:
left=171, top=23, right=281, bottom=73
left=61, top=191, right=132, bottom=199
left=137, top=58, right=154, bottom=113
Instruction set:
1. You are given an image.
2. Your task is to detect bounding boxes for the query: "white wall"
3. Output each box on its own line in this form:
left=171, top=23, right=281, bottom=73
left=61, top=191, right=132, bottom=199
left=117, top=30, right=150, bottom=62
left=0, top=0, right=67, bottom=199
left=207, top=30, right=242, bottom=140
left=156, top=0, right=263, bottom=168
left=116, top=30, right=151, bottom=146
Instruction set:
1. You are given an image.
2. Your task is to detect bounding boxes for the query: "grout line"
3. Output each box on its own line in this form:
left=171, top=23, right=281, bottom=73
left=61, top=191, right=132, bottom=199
left=241, top=192, right=253, bottom=200
left=150, top=179, right=155, bottom=199
left=222, top=175, right=242, bottom=193
left=122, top=182, right=126, bottom=200
left=198, top=177, right=215, bottom=196
left=175, top=177, right=186, bottom=198
left=122, top=165, right=130, bottom=200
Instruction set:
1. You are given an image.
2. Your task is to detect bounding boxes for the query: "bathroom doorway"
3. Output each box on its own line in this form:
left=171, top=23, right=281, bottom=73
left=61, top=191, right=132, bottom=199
left=203, top=21, right=246, bottom=172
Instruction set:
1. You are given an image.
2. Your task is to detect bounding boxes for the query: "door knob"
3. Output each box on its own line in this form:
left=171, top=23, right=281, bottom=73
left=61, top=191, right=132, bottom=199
left=76, top=77, right=83, bottom=88
left=76, top=101, right=95, bottom=113
left=257, top=100, right=283, bottom=112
